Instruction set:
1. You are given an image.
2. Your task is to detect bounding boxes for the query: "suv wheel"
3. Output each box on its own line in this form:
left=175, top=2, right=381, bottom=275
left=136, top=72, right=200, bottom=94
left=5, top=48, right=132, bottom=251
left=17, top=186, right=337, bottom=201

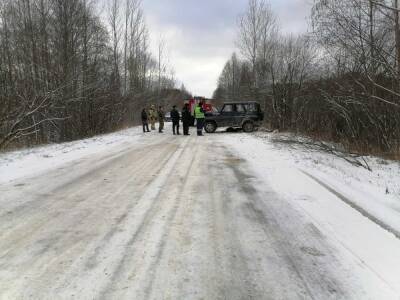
left=205, top=122, right=217, bottom=133
left=242, top=121, right=255, bottom=133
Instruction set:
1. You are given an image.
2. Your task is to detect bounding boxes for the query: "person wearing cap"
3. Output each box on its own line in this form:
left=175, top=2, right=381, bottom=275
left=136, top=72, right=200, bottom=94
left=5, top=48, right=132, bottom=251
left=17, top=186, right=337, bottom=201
left=148, top=105, right=157, bottom=130
left=158, top=106, right=165, bottom=133
left=170, top=105, right=180, bottom=135
left=182, top=103, right=191, bottom=136
left=141, top=108, right=150, bottom=133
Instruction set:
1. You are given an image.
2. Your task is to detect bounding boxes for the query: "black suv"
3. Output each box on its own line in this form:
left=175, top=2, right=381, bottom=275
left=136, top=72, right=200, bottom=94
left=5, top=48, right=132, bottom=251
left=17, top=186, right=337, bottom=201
left=204, top=101, right=264, bottom=133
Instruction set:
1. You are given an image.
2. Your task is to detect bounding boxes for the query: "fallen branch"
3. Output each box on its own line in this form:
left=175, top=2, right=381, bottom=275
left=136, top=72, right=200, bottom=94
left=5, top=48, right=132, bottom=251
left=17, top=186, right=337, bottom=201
left=269, top=134, right=373, bottom=171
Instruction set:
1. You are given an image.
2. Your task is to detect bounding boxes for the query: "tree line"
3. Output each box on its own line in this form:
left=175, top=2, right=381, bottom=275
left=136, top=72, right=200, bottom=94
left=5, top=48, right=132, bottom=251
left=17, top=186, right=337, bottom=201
left=0, top=0, right=181, bottom=150
left=214, top=0, right=400, bottom=157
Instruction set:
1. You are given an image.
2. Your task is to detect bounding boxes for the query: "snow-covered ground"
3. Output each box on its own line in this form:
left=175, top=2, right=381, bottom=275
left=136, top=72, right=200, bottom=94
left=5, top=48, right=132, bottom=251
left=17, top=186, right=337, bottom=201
left=1, top=126, right=400, bottom=299
left=226, top=131, right=400, bottom=237
left=0, top=127, right=143, bottom=184
left=223, top=131, right=400, bottom=296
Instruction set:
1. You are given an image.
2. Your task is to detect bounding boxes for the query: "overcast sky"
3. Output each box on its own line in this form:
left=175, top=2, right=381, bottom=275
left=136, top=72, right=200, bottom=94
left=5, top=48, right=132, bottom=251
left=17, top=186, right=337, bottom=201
left=142, top=0, right=312, bottom=98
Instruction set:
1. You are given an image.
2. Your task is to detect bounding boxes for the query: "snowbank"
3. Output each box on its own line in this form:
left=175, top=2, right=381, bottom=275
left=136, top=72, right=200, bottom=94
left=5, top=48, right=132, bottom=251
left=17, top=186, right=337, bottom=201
left=223, top=132, right=400, bottom=294
left=0, top=127, right=143, bottom=184
left=224, top=132, right=400, bottom=236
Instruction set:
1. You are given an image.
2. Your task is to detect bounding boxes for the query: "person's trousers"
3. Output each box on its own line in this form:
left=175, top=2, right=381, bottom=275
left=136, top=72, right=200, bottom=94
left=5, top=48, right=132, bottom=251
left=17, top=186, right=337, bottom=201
left=183, top=122, right=190, bottom=135
left=159, top=121, right=164, bottom=132
left=173, top=122, right=180, bottom=135
left=143, top=122, right=150, bottom=132
left=196, top=118, right=204, bottom=135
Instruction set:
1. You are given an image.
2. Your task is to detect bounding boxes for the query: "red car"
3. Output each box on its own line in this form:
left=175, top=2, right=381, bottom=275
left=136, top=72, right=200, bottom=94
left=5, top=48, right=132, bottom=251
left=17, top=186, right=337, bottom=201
left=185, top=97, right=215, bottom=125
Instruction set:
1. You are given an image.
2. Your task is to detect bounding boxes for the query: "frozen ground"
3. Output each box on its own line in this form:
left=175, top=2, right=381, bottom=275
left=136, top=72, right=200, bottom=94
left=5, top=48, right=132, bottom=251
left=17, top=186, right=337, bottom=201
left=236, top=131, right=400, bottom=238
left=1, top=126, right=400, bottom=299
left=0, top=127, right=143, bottom=184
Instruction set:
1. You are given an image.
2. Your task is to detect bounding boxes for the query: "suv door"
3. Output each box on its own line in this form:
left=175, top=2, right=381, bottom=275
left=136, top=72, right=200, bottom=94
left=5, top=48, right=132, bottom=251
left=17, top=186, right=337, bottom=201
left=233, top=104, right=247, bottom=126
left=218, top=104, right=235, bottom=127
left=243, top=103, right=260, bottom=120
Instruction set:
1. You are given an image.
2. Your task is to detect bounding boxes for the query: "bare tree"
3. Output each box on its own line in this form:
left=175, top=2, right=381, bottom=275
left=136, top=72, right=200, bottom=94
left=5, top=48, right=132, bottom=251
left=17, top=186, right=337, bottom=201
left=109, top=0, right=121, bottom=93
left=237, top=0, right=275, bottom=87
left=215, top=0, right=400, bottom=155
left=157, top=36, right=166, bottom=94
left=0, top=0, right=185, bottom=150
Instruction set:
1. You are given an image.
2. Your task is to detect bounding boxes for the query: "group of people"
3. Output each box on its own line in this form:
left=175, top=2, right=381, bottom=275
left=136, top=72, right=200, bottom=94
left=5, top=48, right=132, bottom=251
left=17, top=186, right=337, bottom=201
left=141, top=105, right=164, bottom=133
left=141, top=102, right=206, bottom=136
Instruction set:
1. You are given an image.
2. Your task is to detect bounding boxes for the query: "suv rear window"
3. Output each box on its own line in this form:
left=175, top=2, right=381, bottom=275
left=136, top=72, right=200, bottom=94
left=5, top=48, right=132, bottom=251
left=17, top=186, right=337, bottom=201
left=222, top=104, right=234, bottom=112
left=245, top=103, right=257, bottom=112
left=236, top=104, right=246, bottom=113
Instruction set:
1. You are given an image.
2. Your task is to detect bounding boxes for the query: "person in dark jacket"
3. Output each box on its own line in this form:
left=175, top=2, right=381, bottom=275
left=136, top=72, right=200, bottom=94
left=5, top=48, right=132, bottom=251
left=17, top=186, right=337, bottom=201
left=158, top=106, right=165, bottom=133
left=170, top=105, right=180, bottom=135
left=141, top=108, right=150, bottom=133
left=181, top=103, right=191, bottom=136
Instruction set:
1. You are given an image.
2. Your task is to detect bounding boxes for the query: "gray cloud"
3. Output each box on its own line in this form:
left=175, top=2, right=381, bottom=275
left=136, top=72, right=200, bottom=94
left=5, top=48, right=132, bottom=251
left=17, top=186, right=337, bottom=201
left=142, top=0, right=311, bottom=97
left=271, top=0, right=312, bottom=34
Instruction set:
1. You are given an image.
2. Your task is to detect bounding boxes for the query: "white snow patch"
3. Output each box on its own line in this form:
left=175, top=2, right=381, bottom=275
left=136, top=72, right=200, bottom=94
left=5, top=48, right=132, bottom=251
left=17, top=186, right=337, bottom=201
left=223, top=132, right=400, bottom=297
left=254, top=132, right=400, bottom=235
left=0, top=127, right=144, bottom=184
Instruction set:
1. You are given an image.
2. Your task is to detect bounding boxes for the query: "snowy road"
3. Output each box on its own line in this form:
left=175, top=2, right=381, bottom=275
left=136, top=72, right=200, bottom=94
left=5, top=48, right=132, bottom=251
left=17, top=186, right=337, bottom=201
left=1, top=130, right=400, bottom=299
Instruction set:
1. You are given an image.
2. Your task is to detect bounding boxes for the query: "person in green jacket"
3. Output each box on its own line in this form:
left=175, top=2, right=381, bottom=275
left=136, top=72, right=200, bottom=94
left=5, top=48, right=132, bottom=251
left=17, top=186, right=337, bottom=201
left=148, top=105, right=157, bottom=130
left=194, top=101, right=205, bottom=136
left=158, top=106, right=165, bottom=133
